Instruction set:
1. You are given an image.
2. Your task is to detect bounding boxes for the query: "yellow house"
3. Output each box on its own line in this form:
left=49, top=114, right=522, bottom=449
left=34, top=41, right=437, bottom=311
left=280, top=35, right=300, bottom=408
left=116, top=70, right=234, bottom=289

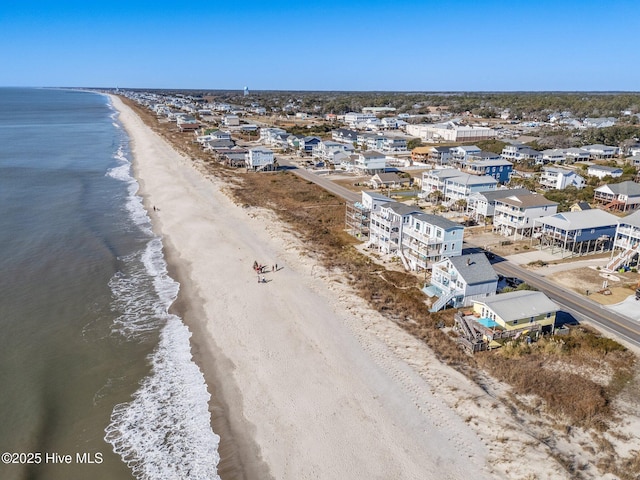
left=472, top=290, right=558, bottom=334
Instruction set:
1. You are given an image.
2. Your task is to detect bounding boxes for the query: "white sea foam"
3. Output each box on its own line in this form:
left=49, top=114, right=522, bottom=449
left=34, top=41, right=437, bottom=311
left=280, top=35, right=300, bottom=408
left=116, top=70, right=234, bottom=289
left=105, top=315, right=220, bottom=480
left=105, top=125, right=221, bottom=479
left=106, top=142, right=152, bottom=234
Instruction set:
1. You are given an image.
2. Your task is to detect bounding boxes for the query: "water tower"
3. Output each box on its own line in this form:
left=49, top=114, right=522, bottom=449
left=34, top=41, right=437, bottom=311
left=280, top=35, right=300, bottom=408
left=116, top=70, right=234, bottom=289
left=243, top=86, right=249, bottom=96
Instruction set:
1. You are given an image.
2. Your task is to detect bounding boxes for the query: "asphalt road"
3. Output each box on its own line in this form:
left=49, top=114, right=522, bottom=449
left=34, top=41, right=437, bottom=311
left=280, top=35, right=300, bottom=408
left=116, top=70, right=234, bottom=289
left=493, top=259, right=640, bottom=348
left=277, top=157, right=361, bottom=203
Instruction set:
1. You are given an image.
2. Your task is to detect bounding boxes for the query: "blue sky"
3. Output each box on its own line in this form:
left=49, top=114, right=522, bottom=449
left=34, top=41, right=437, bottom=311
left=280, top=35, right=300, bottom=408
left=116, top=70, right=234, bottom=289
left=1, top=0, right=638, bottom=91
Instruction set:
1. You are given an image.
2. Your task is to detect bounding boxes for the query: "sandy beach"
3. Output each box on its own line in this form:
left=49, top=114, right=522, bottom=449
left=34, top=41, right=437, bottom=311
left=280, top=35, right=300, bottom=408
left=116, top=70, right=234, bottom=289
left=109, top=95, right=579, bottom=480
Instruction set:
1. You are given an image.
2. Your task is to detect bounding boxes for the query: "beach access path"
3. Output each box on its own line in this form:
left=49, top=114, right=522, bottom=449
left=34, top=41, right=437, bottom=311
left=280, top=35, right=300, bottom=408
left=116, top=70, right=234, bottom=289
left=110, top=95, right=571, bottom=480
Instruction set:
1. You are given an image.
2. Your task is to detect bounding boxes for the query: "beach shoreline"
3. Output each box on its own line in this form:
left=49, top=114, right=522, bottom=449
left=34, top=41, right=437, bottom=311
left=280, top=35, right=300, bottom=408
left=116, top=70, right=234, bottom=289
left=108, top=94, right=579, bottom=480
left=111, top=96, right=267, bottom=480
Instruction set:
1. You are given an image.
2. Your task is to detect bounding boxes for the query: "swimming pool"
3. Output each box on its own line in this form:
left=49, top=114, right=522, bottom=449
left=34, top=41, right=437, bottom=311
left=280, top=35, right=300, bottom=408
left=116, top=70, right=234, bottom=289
left=476, top=317, right=500, bottom=328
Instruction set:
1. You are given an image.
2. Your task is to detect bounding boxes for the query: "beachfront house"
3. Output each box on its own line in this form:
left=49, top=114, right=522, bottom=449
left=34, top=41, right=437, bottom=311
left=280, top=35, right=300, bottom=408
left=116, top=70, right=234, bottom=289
left=400, top=213, right=463, bottom=271
left=594, top=181, right=640, bottom=211
left=493, top=194, right=558, bottom=239
left=345, top=191, right=392, bottom=239
left=246, top=148, right=275, bottom=171
left=470, top=290, right=559, bottom=335
left=368, top=202, right=421, bottom=255
left=176, top=115, right=199, bottom=132
left=427, top=253, right=498, bottom=312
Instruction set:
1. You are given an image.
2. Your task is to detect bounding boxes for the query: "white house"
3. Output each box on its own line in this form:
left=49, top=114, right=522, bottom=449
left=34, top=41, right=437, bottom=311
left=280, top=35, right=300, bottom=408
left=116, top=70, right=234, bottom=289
left=344, top=112, right=378, bottom=127
left=606, top=210, right=640, bottom=271
left=355, top=151, right=386, bottom=173
left=493, top=194, right=559, bottom=239
left=421, top=168, right=497, bottom=205
left=427, top=253, right=498, bottom=312
left=467, top=188, right=530, bottom=222
left=406, top=121, right=496, bottom=142
left=346, top=191, right=392, bottom=239
left=582, top=144, right=620, bottom=159
left=540, top=167, right=585, bottom=190
left=259, top=127, right=287, bottom=145
left=401, top=213, right=464, bottom=271
left=541, top=149, right=567, bottom=164
left=450, top=145, right=481, bottom=163
left=222, top=114, right=240, bottom=126
left=368, top=202, right=421, bottom=254
left=587, top=165, right=623, bottom=179
left=361, top=191, right=392, bottom=212
left=594, top=181, right=640, bottom=211
left=501, top=144, right=543, bottom=164
left=563, top=147, right=590, bottom=163
left=312, top=140, right=354, bottom=162
left=246, top=148, right=274, bottom=171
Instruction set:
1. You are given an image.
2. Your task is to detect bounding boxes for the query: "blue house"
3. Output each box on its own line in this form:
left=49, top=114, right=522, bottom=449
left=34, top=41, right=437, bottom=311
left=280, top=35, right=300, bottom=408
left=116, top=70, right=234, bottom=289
left=461, top=155, right=513, bottom=184
left=532, top=209, right=619, bottom=257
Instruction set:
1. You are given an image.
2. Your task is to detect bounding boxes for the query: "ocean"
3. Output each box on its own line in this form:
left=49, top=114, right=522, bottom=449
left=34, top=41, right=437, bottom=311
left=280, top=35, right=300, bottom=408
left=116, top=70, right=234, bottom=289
left=0, top=88, right=220, bottom=480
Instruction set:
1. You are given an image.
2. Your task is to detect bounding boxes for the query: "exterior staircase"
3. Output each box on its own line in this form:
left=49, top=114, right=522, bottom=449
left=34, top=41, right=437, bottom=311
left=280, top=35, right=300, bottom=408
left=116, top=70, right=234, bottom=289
left=430, top=290, right=458, bottom=312
left=397, top=249, right=410, bottom=271
left=605, top=244, right=640, bottom=272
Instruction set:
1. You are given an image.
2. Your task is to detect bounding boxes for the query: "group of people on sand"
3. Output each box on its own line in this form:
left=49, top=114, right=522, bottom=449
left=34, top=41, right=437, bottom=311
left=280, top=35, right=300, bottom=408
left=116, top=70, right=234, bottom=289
left=253, top=260, right=279, bottom=283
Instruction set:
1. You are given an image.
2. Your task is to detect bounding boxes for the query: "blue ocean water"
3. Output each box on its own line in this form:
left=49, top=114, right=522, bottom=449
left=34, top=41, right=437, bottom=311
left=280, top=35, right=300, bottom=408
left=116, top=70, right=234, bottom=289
left=0, top=88, right=219, bottom=480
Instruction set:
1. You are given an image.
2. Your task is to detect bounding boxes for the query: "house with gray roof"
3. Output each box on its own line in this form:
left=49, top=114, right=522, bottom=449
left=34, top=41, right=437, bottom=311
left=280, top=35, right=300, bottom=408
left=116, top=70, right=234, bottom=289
left=532, top=210, right=618, bottom=257
left=467, top=188, right=530, bottom=222
left=540, top=167, right=585, bottom=190
left=346, top=191, right=393, bottom=239
left=369, top=172, right=410, bottom=189
left=427, top=253, right=498, bottom=312
left=472, top=290, right=559, bottom=334
left=493, top=194, right=558, bottom=239
left=501, top=144, right=543, bottom=164
left=355, top=151, right=386, bottom=173
left=421, top=168, right=498, bottom=205
left=459, top=156, right=513, bottom=183
left=594, top=181, right=640, bottom=211
left=587, top=164, right=623, bottom=180
left=368, top=201, right=421, bottom=255
left=582, top=144, right=620, bottom=159
left=606, top=210, right=640, bottom=271
left=401, top=213, right=463, bottom=271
